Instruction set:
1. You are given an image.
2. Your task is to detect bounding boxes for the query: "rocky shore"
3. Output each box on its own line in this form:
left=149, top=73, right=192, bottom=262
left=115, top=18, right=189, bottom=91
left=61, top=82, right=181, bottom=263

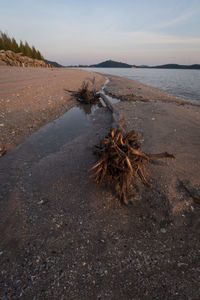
left=0, top=50, right=51, bottom=68
left=0, top=67, right=200, bottom=299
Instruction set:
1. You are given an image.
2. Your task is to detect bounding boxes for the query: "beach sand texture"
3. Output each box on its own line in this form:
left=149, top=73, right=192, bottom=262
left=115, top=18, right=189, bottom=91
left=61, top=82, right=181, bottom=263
left=0, top=67, right=200, bottom=299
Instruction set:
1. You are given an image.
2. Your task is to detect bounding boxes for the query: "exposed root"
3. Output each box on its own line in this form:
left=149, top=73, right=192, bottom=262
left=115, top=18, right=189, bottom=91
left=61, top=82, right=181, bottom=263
left=65, top=78, right=100, bottom=104
left=0, top=143, right=7, bottom=157
left=89, top=127, right=175, bottom=205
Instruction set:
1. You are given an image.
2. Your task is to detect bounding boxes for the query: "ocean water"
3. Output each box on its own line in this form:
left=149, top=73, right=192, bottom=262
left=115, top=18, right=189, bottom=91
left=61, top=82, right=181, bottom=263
left=85, top=68, right=200, bottom=102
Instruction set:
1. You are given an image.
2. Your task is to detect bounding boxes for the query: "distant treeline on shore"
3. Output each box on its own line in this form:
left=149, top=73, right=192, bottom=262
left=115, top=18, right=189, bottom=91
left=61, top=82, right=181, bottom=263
left=0, top=32, right=44, bottom=61
left=67, top=59, right=200, bottom=70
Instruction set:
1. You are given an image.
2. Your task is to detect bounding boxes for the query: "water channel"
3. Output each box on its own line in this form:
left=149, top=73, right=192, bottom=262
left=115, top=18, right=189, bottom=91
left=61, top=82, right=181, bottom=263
left=21, top=78, right=120, bottom=158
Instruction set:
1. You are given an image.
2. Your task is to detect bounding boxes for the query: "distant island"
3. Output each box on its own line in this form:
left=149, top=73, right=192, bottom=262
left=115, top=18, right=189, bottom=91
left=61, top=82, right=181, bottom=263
left=90, top=59, right=132, bottom=68
left=150, top=64, right=200, bottom=70
left=67, top=59, right=132, bottom=68
left=67, top=59, right=200, bottom=70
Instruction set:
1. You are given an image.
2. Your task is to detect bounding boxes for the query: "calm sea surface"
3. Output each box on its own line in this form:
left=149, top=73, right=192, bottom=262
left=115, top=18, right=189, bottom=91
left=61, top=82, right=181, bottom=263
left=85, top=68, right=200, bottom=102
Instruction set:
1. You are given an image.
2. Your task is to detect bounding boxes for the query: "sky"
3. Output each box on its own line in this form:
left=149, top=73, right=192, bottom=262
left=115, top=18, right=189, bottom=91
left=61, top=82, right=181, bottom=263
left=0, top=0, right=200, bottom=65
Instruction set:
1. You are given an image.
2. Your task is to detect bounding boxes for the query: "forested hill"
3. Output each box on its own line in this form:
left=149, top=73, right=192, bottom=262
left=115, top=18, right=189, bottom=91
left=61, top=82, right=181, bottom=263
left=44, top=59, right=63, bottom=68
left=151, top=64, right=200, bottom=70
left=0, top=31, right=43, bottom=60
left=90, top=60, right=132, bottom=68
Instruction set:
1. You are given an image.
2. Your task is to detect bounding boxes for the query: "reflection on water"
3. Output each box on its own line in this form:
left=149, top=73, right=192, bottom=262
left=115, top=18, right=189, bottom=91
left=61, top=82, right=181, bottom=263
left=79, top=101, right=102, bottom=115
left=25, top=78, right=120, bottom=158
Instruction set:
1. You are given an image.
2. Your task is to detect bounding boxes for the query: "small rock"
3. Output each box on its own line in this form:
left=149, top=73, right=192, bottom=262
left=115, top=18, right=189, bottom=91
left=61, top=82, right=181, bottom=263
left=178, top=262, right=187, bottom=267
left=160, top=228, right=166, bottom=233
left=0, top=250, right=3, bottom=255
left=38, top=200, right=44, bottom=205
left=98, top=265, right=105, bottom=276
left=0, top=123, right=4, bottom=127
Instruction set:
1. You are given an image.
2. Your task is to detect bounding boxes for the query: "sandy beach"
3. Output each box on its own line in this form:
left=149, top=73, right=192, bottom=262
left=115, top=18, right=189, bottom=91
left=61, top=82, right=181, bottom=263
left=0, top=66, right=105, bottom=150
left=0, top=66, right=200, bottom=299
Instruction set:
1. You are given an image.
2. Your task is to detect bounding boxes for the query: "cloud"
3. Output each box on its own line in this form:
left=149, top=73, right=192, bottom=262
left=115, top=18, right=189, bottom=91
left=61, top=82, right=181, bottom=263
left=127, top=31, right=200, bottom=45
left=96, top=30, right=200, bottom=49
left=149, top=10, right=196, bottom=30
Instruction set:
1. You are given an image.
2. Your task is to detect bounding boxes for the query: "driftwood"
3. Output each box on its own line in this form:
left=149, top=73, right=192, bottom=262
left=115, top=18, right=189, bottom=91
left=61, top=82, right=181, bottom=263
left=89, top=93, right=175, bottom=205
left=98, top=92, right=123, bottom=129
left=0, top=144, right=7, bottom=157
left=65, top=78, right=100, bottom=104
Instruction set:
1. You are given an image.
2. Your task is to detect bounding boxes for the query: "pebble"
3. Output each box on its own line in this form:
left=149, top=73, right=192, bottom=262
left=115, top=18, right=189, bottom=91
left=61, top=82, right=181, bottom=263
left=0, top=250, right=3, bottom=255
left=178, top=262, right=187, bottom=267
left=0, top=124, right=4, bottom=127
left=160, top=228, right=166, bottom=233
left=38, top=200, right=44, bottom=205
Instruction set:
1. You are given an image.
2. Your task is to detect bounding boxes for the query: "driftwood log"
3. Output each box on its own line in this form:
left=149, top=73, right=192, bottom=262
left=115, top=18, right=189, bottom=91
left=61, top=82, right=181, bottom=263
left=89, top=92, right=175, bottom=205
left=98, top=92, right=123, bottom=129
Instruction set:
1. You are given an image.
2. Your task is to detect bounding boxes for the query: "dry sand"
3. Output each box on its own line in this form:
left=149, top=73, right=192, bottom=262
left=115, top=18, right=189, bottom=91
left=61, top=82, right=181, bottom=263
left=0, top=67, right=200, bottom=299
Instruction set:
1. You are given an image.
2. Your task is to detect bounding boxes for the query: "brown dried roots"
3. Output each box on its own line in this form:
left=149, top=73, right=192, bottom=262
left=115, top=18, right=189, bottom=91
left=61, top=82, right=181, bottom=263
left=65, top=78, right=100, bottom=104
left=89, top=127, right=175, bottom=205
left=76, top=80, right=100, bottom=104
left=0, top=143, right=7, bottom=157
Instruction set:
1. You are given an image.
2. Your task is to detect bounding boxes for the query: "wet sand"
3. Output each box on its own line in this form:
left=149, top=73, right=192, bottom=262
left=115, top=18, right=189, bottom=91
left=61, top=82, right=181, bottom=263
left=0, top=67, right=200, bottom=299
left=105, top=73, right=199, bottom=105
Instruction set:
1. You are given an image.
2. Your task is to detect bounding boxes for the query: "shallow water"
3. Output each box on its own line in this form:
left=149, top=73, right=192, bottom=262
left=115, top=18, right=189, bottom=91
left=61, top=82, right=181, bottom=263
left=85, top=68, right=200, bottom=102
left=28, top=105, right=94, bottom=158
left=21, top=79, right=120, bottom=158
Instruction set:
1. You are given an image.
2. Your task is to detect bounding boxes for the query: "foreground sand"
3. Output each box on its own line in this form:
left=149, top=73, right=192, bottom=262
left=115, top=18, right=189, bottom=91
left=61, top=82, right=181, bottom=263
left=0, top=67, right=200, bottom=299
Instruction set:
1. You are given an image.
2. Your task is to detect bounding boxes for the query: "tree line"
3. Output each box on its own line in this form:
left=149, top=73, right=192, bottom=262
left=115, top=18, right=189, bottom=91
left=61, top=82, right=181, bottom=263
left=0, top=31, right=44, bottom=60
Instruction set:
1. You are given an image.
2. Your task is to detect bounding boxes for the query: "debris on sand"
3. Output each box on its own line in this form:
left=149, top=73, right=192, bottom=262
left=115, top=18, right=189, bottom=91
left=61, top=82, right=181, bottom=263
left=0, top=143, right=7, bottom=157
left=89, top=90, right=175, bottom=205
left=89, top=127, right=175, bottom=204
left=65, top=78, right=100, bottom=104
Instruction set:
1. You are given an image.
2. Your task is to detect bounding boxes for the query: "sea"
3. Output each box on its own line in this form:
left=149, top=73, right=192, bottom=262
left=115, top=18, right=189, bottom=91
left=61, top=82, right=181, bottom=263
left=84, top=68, right=200, bottom=103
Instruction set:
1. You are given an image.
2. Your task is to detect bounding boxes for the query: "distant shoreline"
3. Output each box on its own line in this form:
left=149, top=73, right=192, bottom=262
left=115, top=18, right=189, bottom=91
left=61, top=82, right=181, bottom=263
left=66, top=59, right=200, bottom=70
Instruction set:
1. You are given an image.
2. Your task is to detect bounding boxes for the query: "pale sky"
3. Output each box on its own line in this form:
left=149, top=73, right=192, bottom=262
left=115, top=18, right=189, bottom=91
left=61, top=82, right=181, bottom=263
left=0, top=0, right=200, bottom=65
